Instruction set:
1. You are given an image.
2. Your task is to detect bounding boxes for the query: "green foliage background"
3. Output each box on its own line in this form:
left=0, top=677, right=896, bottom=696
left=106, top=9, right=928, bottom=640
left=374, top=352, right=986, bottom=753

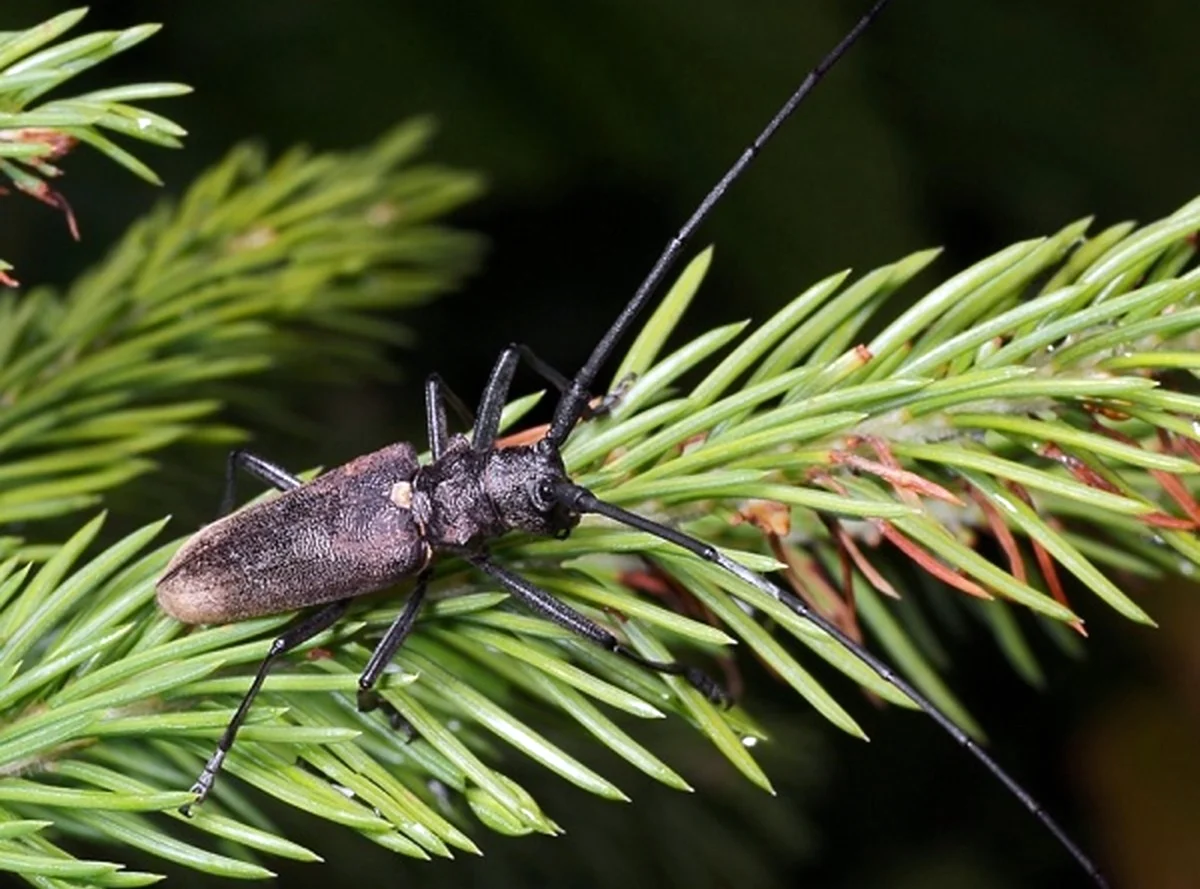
left=3, top=2, right=1200, bottom=888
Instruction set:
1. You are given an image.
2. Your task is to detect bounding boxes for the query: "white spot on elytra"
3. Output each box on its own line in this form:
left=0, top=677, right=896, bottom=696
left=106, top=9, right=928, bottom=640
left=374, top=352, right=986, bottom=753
left=390, top=480, right=413, bottom=509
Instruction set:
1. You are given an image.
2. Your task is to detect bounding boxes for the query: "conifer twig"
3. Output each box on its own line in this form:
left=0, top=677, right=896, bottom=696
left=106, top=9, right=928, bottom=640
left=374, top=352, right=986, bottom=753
left=3, top=195, right=1199, bottom=884
left=0, top=9, right=192, bottom=276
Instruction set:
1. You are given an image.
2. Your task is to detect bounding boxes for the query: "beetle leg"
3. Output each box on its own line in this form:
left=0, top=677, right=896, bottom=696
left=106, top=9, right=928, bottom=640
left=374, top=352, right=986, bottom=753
left=425, top=375, right=474, bottom=460
left=510, top=345, right=629, bottom=419
left=472, top=347, right=521, bottom=451
left=220, top=449, right=303, bottom=516
left=356, top=568, right=431, bottom=728
left=584, top=371, right=636, bottom=420
left=474, top=343, right=619, bottom=451
left=182, top=597, right=353, bottom=815
left=468, top=554, right=728, bottom=705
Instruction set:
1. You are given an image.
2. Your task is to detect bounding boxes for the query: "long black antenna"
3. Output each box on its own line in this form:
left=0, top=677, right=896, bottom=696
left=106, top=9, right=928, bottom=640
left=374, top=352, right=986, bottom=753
left=556, top=483, right=1108, bottom=887
left=545, top=0, right=894, bottom=446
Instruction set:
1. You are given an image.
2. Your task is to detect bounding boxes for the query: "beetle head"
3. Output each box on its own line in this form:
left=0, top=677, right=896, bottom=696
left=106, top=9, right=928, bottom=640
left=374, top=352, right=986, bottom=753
left=484, top=439, right=579, bottom=538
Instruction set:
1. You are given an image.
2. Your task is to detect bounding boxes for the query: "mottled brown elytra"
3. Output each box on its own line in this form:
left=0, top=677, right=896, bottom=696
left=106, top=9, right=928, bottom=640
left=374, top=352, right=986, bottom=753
left=156, top=1, right=1106, bottom=884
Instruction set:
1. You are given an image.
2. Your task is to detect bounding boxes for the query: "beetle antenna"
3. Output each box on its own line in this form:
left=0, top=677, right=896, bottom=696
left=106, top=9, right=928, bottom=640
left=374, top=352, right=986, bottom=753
left=545, top=0, right=894, bottom=446
left=555, top=482, right=1108, bottom=888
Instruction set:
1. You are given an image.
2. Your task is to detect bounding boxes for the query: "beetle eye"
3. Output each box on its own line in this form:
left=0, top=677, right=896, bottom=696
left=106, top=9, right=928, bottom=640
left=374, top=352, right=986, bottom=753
left=535, top=478, right=555, bottom=509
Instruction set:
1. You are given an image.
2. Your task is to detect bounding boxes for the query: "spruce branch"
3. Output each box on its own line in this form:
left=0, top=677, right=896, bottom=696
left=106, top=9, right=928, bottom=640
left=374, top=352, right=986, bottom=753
left=0, top=118, right=482, bottom=557
left=2, top=197, right=1198, bottom=883
left=0, top=8, right=193, bottom=278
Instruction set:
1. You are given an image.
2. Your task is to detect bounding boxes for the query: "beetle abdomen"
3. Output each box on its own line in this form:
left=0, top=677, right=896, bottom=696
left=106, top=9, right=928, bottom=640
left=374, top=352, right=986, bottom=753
left=157, top=443, right=429, bottom=624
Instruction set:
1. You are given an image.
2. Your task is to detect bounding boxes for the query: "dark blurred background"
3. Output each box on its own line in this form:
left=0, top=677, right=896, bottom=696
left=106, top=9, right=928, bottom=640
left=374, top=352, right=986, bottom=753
left=4, top=1, right=1200, bottom=886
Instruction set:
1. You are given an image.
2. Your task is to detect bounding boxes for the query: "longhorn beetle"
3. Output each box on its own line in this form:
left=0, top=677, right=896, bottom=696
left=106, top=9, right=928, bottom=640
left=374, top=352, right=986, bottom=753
left=156, top=1, right=1108, bottom=884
